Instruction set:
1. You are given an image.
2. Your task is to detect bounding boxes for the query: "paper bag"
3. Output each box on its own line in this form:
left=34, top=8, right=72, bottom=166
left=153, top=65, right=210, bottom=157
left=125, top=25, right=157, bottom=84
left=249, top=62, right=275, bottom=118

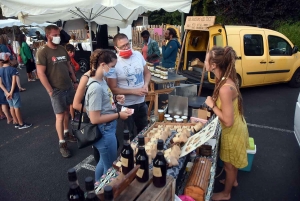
left=198, top=109, right=207, bottom=119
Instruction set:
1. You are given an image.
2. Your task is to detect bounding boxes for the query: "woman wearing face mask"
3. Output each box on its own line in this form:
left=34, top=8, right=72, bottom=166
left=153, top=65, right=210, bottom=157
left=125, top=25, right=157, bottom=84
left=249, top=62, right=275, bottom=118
left=19, top=34, right=37, bottom=82
left=82, top=49, right=131, bottom=185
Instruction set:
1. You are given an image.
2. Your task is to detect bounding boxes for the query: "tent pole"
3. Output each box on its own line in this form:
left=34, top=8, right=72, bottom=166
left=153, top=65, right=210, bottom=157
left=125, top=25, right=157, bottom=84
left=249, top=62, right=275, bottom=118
left=181, top=12, right=184, bottom=39
left=88, top=21, right=93, bottom=53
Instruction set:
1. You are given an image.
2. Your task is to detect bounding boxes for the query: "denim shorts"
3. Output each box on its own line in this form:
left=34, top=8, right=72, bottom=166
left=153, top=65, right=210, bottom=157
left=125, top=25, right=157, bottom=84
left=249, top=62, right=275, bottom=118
left=50, top=87, right=74, bottom=114
left=7, top=92, right=21, bottom=108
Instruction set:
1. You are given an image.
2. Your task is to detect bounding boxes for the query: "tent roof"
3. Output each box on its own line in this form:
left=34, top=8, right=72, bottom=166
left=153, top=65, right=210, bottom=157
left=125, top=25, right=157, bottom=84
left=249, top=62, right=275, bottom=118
left=0, top=19, right=55, bottom=28
left=0, top=19, right=23, bottom=28
left=1, top=0, right=192, bottom=27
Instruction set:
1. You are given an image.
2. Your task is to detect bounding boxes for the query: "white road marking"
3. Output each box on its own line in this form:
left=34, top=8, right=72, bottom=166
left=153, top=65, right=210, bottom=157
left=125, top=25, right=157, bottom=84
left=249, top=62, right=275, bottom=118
left=247, top=123, right=294, bottom=133
left=73, top=155, right=95, bottom=172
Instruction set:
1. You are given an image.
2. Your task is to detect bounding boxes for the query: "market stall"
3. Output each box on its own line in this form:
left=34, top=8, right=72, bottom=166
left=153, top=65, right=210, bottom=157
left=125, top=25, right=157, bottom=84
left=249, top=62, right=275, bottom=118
left=146, top=65, right=188, bottom=117
left=94, top=114, right=221, bottom=201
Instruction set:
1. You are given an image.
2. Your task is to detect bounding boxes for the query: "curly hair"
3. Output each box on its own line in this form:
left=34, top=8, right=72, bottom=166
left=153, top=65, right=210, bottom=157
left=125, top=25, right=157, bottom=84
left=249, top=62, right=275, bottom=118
left=209, top=46, right=244, bottom=117
left=90, top=49, right=117, bottom=77
left=167, top=28, right=178, bottom=38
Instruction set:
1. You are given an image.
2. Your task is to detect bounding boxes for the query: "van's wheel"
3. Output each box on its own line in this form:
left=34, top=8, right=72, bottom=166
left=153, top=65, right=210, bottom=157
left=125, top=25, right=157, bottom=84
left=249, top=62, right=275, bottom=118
left=288, top=68, right=300, bottom=88
left=237, top=74, right=242, bottom=88
left=79, top=59, right=89, bottom=73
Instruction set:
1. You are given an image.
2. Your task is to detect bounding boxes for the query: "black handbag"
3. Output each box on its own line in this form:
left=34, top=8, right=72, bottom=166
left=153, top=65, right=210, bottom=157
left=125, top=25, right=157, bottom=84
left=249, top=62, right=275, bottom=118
left=72, top=81, right=102, bottom=149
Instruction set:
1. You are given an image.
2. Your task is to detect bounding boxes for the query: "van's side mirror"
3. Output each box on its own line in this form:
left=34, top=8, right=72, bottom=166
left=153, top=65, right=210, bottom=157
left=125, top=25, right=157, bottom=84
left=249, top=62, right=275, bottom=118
left=292, top=46, right=298, bottom=54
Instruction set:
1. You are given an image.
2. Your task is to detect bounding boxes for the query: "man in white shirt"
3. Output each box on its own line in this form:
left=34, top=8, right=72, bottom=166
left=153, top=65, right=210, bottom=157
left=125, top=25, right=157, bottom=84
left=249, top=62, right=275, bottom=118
left=107, top=33, right=151, bottom=137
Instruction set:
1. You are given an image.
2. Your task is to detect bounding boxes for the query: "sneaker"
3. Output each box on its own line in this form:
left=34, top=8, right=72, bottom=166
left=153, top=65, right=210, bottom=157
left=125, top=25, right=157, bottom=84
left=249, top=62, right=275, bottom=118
left=64, top=132, right=77, bottom=143
left=59, top=142, right=71, bottom=158
left=18, top=123, right=33, bottom=129
left=14, top=124, right=20, bottom=128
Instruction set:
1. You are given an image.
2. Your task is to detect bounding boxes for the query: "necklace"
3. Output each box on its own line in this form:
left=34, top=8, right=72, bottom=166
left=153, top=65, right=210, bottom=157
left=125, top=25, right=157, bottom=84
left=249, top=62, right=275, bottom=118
left=121, top=56, right=133, bottom=66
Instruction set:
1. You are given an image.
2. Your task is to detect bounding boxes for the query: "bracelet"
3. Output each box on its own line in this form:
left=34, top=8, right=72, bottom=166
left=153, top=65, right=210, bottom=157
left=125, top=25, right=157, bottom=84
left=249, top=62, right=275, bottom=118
left=117, top=112, right=120, bottom=119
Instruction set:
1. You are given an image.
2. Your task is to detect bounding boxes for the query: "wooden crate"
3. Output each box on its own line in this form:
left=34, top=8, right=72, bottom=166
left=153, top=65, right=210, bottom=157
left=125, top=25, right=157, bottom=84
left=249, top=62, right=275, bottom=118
left=184, top=157, right=212, bottom=201
left=115, top=175, right=175, bottom=201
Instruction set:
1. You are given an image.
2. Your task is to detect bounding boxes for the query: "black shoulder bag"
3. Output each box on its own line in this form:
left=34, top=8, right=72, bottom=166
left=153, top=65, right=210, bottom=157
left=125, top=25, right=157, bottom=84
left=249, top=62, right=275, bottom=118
left=72, top=81, right=102, bottom=149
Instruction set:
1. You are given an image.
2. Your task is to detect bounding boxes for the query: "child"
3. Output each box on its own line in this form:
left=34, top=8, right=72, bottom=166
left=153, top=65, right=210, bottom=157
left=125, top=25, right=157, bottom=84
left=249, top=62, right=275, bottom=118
left=73, top=49, right=131, bottom=184
left=65, top=44, right=80, bottom=121
left=0, top=52, right=32, bottom=129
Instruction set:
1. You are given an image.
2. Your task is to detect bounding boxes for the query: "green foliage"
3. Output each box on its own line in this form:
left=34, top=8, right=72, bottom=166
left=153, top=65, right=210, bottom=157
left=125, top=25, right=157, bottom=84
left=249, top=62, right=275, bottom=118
left=146, top=9, right=181, bottom=25
left=275, top=21, right=300, bottom=47
left=212, top=0, right=300, bottom=28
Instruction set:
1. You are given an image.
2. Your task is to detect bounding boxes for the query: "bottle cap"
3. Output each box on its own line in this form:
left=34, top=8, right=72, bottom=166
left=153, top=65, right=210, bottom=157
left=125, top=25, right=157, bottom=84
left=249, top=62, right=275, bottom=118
left=67, top=168, right=77, bottom=182
left=157, top=139, right=164, bottom=150
left=138, top=135, right=145, bottom=146
left=123, top=130, right=130, bottom=141
left=104, top=185, right=113, bottom=200
left=85, top=177, right=94, bottom=191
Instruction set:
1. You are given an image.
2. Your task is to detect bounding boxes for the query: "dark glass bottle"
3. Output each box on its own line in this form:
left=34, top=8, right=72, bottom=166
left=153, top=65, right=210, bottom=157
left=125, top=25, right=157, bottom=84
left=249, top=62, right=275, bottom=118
left=104, top=185, right=114, bottom=201
left=152, top=139, right=167, bottom=187
left=85, top=177, right=100, bottom=201
left=135, top=135, right=149, bottom=183
left=121, top=130, right=134, bottom=175
left=67, top=168, right=85, bottom=201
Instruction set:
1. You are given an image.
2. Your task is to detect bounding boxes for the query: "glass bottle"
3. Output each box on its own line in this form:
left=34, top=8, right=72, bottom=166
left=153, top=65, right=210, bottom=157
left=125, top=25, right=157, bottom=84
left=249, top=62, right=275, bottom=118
left=121, top=130, right=134, bottom=175
left=152, top=139, right=167, bottom=187
left=135, top=135, right=149, bottom=183
left=67, top=168, right=85, bottom=201
left=85, top=177, right=100, bottom=201
left=104, top=185, right=114, bottom=201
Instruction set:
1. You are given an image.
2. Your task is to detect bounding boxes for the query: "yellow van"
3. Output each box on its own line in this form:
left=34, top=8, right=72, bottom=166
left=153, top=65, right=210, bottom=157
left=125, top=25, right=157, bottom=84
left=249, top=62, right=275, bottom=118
left=180, top=25, right=300, bottom=88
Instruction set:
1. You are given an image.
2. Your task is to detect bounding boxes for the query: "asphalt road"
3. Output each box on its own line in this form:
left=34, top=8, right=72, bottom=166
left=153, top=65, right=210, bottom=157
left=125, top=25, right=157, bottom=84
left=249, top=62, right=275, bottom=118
left=0, top=69, right=299, bottom=201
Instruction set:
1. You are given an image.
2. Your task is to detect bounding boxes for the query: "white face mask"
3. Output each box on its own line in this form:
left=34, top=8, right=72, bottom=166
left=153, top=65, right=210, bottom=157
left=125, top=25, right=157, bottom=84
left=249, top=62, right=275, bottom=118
left=52, top=36, right=61, bottom=45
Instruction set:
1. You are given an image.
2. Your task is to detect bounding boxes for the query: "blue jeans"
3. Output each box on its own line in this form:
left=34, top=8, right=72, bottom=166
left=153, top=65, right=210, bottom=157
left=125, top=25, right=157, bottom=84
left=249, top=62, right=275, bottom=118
left=7, top=92, right=21, bottom=108
left=125, top=102, right=148, bottom=137
left=94, top=120, right=117, bottom=181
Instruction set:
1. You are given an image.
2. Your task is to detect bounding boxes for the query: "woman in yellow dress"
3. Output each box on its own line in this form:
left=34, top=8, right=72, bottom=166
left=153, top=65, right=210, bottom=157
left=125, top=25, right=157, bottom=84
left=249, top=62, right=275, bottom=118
left=205, top=46, right=249, bottom=201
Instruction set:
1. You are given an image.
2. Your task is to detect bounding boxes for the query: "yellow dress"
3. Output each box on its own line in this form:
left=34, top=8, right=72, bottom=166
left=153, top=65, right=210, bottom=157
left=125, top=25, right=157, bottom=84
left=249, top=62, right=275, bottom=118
left=216, top=84, right=250, bottom=169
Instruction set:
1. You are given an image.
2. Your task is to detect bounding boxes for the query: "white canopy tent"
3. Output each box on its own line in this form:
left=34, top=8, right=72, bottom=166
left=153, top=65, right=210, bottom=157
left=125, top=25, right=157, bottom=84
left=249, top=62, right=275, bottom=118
left=0, top=19, right=55, bottom=28
left=1, top=0, right=192, bottom=51
left=0, top=18, right=23, bottom=28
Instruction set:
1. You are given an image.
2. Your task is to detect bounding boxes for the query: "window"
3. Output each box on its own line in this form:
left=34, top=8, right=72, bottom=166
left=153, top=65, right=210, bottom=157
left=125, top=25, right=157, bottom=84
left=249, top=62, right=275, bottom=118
left=244, top=34, right=264, bottom=56
left=268, top=35, right=292, bottom=56
left=213, top=35, right=223, bottom=47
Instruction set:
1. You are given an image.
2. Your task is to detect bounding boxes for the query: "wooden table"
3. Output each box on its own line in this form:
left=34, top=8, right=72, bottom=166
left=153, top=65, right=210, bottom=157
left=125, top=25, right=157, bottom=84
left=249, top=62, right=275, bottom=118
left=146, top=72, right=187, bottom=117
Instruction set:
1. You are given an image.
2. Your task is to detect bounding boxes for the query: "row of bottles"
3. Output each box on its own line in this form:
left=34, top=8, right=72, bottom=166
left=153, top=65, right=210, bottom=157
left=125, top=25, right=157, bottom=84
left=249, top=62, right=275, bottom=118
left=67, top=129, right=168, bottom=201
left=121, top=130, right=167, bottom=187
left=67, top=168, right=113, bottom=201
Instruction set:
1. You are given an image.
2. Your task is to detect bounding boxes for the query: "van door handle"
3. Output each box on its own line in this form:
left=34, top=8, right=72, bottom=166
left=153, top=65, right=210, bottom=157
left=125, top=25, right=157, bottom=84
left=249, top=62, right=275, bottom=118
left=269, top=61, right=275, bottom=64
left=260, top=61, right=266, bottom=64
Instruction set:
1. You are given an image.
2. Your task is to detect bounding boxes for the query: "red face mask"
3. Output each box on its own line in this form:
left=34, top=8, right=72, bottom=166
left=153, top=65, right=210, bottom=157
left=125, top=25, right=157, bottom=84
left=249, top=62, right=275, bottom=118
left=118, top=49, right=132, bottom=58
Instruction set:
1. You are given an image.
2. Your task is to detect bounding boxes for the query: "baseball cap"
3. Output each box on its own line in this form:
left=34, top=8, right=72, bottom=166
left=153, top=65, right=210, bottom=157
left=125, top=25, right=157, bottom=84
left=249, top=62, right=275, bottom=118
left=0, top=52, right=11, bottom=61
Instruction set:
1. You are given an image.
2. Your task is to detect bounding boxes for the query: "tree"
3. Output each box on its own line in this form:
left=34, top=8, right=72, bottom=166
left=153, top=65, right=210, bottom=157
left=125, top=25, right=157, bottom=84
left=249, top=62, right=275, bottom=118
left=213, top=0, right=300, bottom=28
left=146, top=9, right=182, bottom=25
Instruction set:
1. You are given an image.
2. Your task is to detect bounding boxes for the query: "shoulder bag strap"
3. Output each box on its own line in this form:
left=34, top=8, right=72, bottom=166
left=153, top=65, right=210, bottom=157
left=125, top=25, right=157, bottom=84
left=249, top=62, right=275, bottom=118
left=77, top=81, right=99, bottom=129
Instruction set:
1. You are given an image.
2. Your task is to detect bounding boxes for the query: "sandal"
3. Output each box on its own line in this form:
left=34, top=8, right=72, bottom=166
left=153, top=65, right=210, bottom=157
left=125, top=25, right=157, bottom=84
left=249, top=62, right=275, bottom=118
left=28, top=79, right=36, bottom=82
left=0, top=115, right=6, bottom=120
left=20, top=88, right=26, bottom=92
left=7, top=119, right=13, bottom=124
